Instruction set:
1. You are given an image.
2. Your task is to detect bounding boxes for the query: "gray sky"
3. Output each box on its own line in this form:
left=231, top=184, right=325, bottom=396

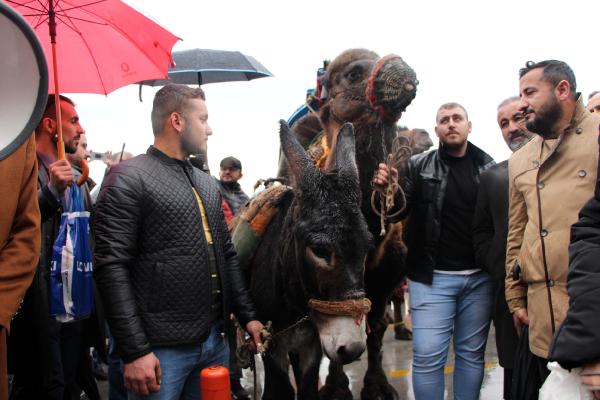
left=73, top=0, right=600, bottom=193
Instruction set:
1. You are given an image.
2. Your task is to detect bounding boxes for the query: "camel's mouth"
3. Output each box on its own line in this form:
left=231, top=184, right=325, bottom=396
left=366, top=54, right=418, bottom=121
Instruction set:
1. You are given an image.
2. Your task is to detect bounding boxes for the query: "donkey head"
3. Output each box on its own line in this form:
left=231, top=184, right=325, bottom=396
left=280, top=120, right=372, bottom=364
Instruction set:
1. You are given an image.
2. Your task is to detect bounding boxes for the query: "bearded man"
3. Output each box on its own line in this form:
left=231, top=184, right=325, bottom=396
left=473, top=96, right=534, bottom=399
left=92, top=84, right=263, bottom=399
left=588, top=91, right=600, bottom=114
left=505, top=60, right=600, bottom=391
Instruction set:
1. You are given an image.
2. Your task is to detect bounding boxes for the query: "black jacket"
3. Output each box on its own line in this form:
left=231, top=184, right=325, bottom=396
left=473, top=161, right=509, bottom=280
left=403, top=143, right=494, bottom=284
left=472, top=160, right=519, bottom=368
left=548, top=191, right=600, bottom=368
left=92, top=147, right=257, bottom=363
left=217, top=180, right=249, bottom=215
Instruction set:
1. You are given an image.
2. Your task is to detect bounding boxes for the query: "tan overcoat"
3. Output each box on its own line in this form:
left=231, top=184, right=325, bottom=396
left=0, top=135, right=40, bottom=399
left=505, top=98, right=600, bottom=358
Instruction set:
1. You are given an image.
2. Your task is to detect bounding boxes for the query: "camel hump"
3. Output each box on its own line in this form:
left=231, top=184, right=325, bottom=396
left=292, top=113, right=323, bottom=149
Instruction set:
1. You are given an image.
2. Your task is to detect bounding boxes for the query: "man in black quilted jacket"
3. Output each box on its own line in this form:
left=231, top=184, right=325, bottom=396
left=92, top=84, right=263, bottom=399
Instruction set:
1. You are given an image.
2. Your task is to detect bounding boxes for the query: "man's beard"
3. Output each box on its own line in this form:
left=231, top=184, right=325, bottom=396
left=525, top=96, right=562, bottom=138
left=53, top=133, right=79, bottom=154
left=508, top=130, right=534, bottom=152
left=181, top=126, right=202, bottom=156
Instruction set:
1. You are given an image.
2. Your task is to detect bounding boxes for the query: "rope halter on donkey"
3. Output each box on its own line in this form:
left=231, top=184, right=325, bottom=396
left=308, top=297, right=372, bottom=326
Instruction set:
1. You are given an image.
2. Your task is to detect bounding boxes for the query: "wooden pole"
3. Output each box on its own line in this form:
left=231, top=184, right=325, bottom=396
left=48, top=0, right=64, bottom=160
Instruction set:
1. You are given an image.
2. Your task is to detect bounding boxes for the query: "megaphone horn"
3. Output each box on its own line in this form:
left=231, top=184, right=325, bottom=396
left=0, top=2, right=48, bottom=160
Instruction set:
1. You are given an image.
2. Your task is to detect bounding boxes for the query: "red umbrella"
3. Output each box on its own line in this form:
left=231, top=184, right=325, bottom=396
left=7, top=0, right=179, bottom=183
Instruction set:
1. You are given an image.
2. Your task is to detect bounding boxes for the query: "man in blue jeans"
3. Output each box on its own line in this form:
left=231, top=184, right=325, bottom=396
left=402, top=103, right=495, bottom=399
left=92, top=84, right=263, bottom=399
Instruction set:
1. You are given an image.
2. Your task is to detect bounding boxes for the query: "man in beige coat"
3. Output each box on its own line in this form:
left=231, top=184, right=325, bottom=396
left=506, top=60, right=600, bottom=386
left=0, top=134, right=41, bottom=400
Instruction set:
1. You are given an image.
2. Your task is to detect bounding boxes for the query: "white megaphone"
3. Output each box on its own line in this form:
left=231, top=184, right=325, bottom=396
left=0, top=2, right=48, bottom=160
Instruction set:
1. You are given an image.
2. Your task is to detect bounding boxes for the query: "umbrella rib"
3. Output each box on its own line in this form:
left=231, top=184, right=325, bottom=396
left=54, top=13, right=83, bottom=34
left=57, top=3, right=175, bottom=75
left=53, top=7, right=109, bottom=94
left=58, top=0, right=107, bottom=13
left=32, top=15, right=50, bottom=30
left=54, top=0, right=104, bottom=28
left=55, top=13, right=108, bottom=25
left=6, top=0, right=46, bottom=13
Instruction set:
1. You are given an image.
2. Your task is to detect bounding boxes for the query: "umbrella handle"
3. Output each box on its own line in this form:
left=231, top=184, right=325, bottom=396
left=76, top=159, right=89, bottom=186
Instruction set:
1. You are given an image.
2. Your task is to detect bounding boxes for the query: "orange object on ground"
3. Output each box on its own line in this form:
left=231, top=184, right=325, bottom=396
left=200, top=366, right=230, bottom=400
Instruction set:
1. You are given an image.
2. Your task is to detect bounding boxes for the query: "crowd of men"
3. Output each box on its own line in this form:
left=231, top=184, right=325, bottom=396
left=1, top=58, right=600, bottom=400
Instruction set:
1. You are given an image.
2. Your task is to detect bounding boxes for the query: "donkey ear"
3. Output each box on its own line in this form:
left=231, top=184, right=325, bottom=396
left=279, top=120, right=317, bottom=186
left=334, top=123, right=359, bottom=179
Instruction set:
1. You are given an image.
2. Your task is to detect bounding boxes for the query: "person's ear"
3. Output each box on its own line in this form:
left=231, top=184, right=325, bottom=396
left=170, top=112, right=183, bottom=133
left=43, top=117, right=56, bottom=134
left=555, top=80, right=571, bottom=101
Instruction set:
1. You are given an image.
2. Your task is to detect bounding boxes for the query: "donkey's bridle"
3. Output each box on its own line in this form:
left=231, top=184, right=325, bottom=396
left=308, top=297, right=372, bottom=325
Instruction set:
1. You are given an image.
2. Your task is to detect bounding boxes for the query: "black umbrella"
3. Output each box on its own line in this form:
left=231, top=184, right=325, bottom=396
left=138, top=48, right=273, bottom=99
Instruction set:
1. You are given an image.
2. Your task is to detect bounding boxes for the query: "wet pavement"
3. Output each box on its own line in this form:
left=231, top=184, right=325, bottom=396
left=239, top=325, right=504, bottom=399
left=98, top=325, right=504, bottom=399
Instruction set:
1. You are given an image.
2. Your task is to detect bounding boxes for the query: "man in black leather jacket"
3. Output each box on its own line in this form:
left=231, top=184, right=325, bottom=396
left=473, top=96, right=534, bottom=399
left=402, top=103, right=495, bottom=399
left=92, top=84, right=263, bottom=399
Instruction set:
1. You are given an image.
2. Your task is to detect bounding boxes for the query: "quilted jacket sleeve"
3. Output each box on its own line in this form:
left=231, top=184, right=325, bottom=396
left=92, top=165, right=151, bottom=363
left=549, top=195, right=600, bottom=368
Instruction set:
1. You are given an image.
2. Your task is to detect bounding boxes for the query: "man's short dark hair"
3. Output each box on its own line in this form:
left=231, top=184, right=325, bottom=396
left=589, top=91, right=600, bottom=100
left=436, top=102, right=468, bottom=121
left=519, top=60, right=577, bottom=98
left=151, top=84, right=206, bottom=135
left=498, top=96, right=521, bottom=110
left=35, top=94, right=75, bottom=134
left=220, top=156, right=242, bottom=171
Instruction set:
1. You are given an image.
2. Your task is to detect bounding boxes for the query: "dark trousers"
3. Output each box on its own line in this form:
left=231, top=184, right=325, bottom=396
left=534, top=354, right=551, bottom=385
left=492, top=278, right=519, bottom=399
left=73, top=350, right=101, bottom=400
left=510, top=326, right=550, bottom=400
left=107, top=329, right=127, bottom=400
left=9, top=319, right=90, bottom=400
left=1, top=328, right=7, bottom=400
left=228, top=330, right=243, bottom=382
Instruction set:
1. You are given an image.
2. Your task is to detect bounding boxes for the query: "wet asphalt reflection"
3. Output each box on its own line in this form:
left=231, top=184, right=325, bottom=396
left=241, top=325, right=503, bottom=399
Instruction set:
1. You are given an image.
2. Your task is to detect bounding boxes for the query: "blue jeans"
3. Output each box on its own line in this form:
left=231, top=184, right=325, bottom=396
left=409, top=271, right=492, bottom=400
left=128, top=321, right=229, bottom=400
